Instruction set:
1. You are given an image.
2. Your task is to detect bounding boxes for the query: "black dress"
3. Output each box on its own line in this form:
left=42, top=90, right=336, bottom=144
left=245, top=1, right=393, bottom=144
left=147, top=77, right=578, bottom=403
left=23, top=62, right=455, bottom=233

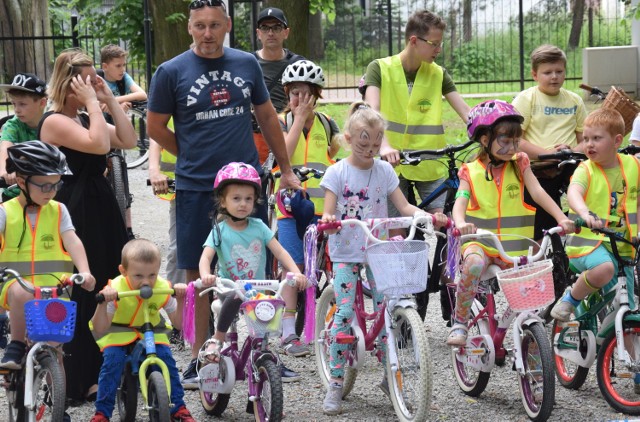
left=38, top=112, right=129, bottom=401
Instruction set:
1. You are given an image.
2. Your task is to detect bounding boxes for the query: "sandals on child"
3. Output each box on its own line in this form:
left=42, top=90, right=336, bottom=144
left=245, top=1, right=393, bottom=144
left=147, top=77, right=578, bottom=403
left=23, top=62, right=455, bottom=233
left=198, top=339, right=222, bottom=364
left=446, top=323, right=468, bottom=347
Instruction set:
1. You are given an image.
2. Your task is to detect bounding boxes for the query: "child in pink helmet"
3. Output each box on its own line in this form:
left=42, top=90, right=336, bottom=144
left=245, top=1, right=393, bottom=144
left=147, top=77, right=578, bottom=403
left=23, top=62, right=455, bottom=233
left=448, top=100, right=574, bottom=346
left=198, top=162, right=307, bottom=360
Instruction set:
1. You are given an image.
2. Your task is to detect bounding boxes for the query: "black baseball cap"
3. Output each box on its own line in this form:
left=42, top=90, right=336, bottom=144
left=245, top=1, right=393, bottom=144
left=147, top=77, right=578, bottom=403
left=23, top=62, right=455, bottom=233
left=257, top=7, right=288, bottom=28
left=0, top=73, right=47, bottom=96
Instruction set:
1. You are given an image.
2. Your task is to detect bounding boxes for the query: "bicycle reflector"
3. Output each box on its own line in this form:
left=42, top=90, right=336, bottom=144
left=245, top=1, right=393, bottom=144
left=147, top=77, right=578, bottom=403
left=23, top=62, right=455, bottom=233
left=45, top=301, right=68, bottom=324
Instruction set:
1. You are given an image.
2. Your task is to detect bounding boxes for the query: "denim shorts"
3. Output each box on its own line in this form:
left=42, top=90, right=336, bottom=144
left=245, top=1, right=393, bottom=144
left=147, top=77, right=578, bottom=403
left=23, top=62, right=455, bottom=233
left=277, top=217, right=304, bottom=264
left=387, top=176, right=446, bottom=217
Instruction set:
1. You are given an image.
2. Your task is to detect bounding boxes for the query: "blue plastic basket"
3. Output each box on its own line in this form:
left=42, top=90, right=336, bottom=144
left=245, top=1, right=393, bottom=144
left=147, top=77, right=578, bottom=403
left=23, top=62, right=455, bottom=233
left=25, top=299, right=77, bottom=343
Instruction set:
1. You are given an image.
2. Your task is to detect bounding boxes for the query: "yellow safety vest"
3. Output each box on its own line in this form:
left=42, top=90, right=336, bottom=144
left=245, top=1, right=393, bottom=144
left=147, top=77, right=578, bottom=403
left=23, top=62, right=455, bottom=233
left=464, top=160, right=536, bottom=259
left=91, top=275, right=173, bottom=351
left=275, top=113, right=335, bottom=218
left=566, top=154, right=639, bottom=258
left=0, top=199, right=73, bottom=286
left=157, top=148, right=176, bottom=201
left=379, top=55, right=446, bottom=181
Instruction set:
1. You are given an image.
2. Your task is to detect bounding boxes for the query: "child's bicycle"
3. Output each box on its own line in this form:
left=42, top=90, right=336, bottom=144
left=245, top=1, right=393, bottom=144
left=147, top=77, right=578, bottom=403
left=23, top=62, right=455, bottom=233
left=552, top=218, right=640, bottom=414
left=0, top=267, right=84, bottom=422
left=194, top=275, right=291, bottom=422
left=314, top=214, right=446, bottom=422
left=449, top=226, right=568, bottom=421
left=95, top=284, right=176, bottom=422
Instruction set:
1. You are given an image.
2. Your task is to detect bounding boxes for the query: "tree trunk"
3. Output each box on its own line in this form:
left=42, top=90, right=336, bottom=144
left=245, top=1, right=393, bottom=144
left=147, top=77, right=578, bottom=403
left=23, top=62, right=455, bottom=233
left=308, top=11, right=323, bottom=60
left=568, top=0, right=585, bottom=50
left=463, top=0, right=472, bottom=43
left=149, top=0, right=193, bottom=68
left=263, top=0, right=310, bottom=56
left=0, top=1, right=52, bottom=83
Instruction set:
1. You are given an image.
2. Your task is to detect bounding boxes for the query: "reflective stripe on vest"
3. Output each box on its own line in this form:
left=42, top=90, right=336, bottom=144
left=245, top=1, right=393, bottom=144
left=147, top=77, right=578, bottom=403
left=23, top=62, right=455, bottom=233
left=379, top=55, right=446, bottom=181
left=0, top=199, right=73, bottom=286
left=275, top=113, right=334, bottom=218
left=566, top=154, right=639, bottom=258
left=464, top=159, right=536, bottom=258
left=92, top=275, right=173, bottom=351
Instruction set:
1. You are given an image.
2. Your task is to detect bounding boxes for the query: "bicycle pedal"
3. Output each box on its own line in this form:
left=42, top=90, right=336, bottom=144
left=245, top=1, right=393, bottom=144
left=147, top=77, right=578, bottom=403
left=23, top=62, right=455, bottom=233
left=0, top=368, right=11, bottom=376
left=561, top=321, right=580, bottom=328
left=467, top=348, right=486, bottom=356
left=335, top=333, right=355, bottom=344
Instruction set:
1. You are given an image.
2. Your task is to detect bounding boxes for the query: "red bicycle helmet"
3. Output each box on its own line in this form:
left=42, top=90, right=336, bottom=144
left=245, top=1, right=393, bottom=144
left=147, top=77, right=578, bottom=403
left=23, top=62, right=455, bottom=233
left=213, top=162, right=261, bottom=192
left=466, top=100, right=523, bottom=140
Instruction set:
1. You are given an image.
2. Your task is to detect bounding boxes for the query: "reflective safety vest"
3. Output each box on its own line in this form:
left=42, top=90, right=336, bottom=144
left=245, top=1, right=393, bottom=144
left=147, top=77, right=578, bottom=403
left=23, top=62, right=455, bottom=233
left=0, top=199, right=73, bottom=286
left=464, top=159, right=536, bottom=259
left=91, top=275, right=173, bottom=351
left=275, top=112, right=335, bottom=218
left=157, top=148, right=176, bottom=201
left=379, top=54, right=445, bottom=181
left=566, top=154, right=639, bottom=258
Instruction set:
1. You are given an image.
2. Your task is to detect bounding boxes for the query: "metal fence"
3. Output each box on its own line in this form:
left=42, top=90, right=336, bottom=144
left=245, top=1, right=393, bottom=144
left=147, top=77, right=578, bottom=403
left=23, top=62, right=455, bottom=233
left=0, top=0, right=633, bottom=113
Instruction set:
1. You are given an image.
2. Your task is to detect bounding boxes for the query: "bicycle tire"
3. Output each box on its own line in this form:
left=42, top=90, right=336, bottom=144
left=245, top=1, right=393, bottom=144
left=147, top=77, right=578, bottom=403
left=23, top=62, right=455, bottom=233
left=198, top=359, right=231, bottom=416
left=253, top=357, right=284, bottom=422
left=314, top=284, right=357, bottom=398
left=124, top=107, right=150, bottom=169
left=107, top=152, right=129, bottom=223
left=31, top=354, right=65, bottom=422
left=117, top=363, right=138, bottom=422
left=596, top=321, right=640, bottom=415
left=551, top=319, right=590, bottom=389
left=7, top=370, right=25, bottom=422
left=518, top=322, right=555, bottom=421
left=386, top=306, right=432, bottom=422
left=451, top=301, right=491, bottom=396
left=147, top=371, right=170, bottom=422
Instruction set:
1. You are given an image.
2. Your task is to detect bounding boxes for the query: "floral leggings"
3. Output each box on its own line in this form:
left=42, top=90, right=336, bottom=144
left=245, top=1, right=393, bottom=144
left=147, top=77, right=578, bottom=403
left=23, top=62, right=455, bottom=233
left=329, top=262, right=387, bottom=380
left=453, top=244, right=509, bottom=324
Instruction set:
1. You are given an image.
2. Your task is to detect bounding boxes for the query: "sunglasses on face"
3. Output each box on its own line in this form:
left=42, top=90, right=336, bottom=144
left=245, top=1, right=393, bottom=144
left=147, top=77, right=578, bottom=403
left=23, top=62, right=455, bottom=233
left=27, top=179, right=64, bottom=193
left=189, top=0, right=226, bottom=12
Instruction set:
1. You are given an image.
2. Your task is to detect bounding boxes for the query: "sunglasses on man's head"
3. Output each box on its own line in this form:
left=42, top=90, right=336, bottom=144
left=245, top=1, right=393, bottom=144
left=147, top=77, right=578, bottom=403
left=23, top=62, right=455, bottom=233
left=189, top=0, right=226, bottom=11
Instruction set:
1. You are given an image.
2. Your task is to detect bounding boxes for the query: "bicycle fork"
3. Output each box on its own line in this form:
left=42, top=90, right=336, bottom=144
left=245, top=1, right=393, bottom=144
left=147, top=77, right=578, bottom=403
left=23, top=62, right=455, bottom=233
left=23, top=342, right=57, bottom=411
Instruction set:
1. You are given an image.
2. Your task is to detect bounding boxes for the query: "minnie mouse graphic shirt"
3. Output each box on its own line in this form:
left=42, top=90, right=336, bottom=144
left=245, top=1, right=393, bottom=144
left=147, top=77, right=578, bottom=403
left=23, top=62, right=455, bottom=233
left=320, top=159, right=398, bottom=263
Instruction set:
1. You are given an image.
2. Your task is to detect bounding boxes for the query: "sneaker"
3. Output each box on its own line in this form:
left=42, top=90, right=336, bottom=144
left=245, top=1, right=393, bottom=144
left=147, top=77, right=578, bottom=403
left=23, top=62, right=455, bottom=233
left=322, top=384, right=343, bottom=415
left=378, top=376, right=390, bottom=399
left=551, top=300, right=575, bottom=322
left=90, top=412, right=108, bottom=422
left=446, top=324, right=468, bottom=347
left=171, top=405, right=196, bottom=422
left=246, top=398, right=254, bottom=414
left=0, top=314, right=8, bottom=349
left=0, top=340, right=26, bottom=370
left=170, top=328, right=183, bottom=349
left=280, top=364, right=301, bottom=382
left=282, top=334, right=310, bottom=357
left=181, top=358, right=199, bottom=390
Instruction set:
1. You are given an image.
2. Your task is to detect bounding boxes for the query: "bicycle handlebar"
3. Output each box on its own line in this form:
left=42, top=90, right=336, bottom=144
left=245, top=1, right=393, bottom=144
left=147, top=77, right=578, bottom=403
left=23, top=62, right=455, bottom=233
left=459, top=226, right=565, bottom=265
left=146, top=178, right=176, bottom=193
left=0, top=267, right=84, bottom=295
left=579, top=84, right=606, bottom=100
left=194, top=275, right=288, bottom=301
left=273, top=167, right=325, bottom=183
left=619, top=145, right=640, bottom=156
left=574, top=217, right=640, bottom=266
left=536, top=150, right=587, bottom=162
left=95, top=285, right=175, bottom=304
left=400, top=139, right=476, bottom=166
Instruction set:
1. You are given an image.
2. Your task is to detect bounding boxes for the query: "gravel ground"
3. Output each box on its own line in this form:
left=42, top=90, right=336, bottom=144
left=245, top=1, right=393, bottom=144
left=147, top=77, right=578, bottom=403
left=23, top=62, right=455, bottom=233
left=1, top=166, right=637, bottom=421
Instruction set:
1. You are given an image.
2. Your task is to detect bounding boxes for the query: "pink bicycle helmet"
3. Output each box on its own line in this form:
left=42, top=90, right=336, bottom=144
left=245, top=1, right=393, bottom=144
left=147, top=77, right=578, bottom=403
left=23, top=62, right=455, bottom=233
left=213, top=162, right=261, bottom=192
left=276, top=189, right=294, bottom=218
left=466, top=100, right=523, bottom=140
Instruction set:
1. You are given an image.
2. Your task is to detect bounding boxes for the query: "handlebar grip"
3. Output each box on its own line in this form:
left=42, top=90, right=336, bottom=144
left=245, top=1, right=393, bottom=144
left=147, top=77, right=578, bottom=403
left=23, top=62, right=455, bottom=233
left=0, top=178, right=8, bottom=189
left=69, top=274, right=85, bottom=285
left=579, top=83, right=593, bottom=92
left=317, top=221, right=341, bottom=232
left=95, top=293, right=106, bottom=304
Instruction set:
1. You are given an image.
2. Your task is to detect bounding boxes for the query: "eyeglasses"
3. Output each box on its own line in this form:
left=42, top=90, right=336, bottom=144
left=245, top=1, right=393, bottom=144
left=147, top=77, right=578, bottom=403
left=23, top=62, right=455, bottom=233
left=189, top=0, right=227, bottom=12
left=258, top=24, right=285, bottom=33
left=27, top=179, right=64, bottom=193
left=416, top=36, right=443, bottom=49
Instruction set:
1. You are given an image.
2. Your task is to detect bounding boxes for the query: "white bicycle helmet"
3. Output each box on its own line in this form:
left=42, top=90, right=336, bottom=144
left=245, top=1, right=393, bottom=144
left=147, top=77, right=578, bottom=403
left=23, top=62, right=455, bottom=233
left=282, top=60, right=325, bottom=88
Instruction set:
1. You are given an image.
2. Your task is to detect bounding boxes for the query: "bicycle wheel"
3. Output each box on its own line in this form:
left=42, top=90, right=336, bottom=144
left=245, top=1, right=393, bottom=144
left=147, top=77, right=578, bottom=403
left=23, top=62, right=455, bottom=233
left=117, top=363, right=138, bottom=422
left=551, top=319, right=590, bottom=389
left=596, top=321, right=640, bottom=415
left=253, top=357, right=283, bottom=422
left=517, top=322, right=555, bottom=422
left=123, top=107, right=150, bottom=169
left=7, top=370, right=25, bottom=422
left=385, top=306, right=432, bottom=422
left=314, top=284, right=358, bottom=398
left=107, top=152, right=129, bottom=223
left=31, top=354, right=65, bottom=422
left=199, top=360, right=231, bottom=416
left=147, top=371, right=170, bottom=422
left=451, top=300, right=491, bottom=396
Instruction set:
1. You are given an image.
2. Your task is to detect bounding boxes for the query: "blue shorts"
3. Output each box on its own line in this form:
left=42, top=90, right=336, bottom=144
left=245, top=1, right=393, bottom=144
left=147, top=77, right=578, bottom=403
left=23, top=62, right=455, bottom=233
left=176, top=190, right=268, bottom=270
left=277, top=218, right=304, bottom=264
left=570, top=245, right=635, bottom=308
left=388, top=176, right=446, bottom=217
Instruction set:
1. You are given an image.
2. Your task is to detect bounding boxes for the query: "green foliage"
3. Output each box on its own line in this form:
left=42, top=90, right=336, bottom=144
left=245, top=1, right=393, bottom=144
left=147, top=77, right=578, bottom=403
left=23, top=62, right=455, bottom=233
left=310, top=0, right=336, bottom=23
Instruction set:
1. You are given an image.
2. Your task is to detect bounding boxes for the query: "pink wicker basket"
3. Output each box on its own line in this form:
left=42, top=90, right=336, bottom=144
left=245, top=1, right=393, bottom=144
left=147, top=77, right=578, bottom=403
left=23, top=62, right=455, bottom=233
left=496, top=260, right=554, bottom=312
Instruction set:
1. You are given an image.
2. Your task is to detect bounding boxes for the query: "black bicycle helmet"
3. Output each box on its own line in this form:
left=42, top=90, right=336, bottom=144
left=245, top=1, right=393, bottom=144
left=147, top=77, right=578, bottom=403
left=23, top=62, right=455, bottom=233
left=6, top=140, right=72, bottom=176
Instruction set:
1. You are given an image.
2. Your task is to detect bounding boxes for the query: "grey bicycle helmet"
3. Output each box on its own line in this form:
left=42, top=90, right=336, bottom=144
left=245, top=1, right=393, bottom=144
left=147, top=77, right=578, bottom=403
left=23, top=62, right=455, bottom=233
left=6, top=140, right=72, bottom=176
left=282, top=60, right=325, bottom=88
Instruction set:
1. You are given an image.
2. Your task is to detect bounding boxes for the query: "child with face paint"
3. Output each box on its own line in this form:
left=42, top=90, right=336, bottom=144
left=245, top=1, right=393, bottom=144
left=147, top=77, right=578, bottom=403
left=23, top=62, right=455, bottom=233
left=447, top=100, right=574, bottom=346
left=318, top=101, right=448, bottom=415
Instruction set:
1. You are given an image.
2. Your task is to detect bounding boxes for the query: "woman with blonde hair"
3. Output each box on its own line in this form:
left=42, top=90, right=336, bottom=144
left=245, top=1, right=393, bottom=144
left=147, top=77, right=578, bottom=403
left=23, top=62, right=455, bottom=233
left=37, top=48, right=136, bottom=405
